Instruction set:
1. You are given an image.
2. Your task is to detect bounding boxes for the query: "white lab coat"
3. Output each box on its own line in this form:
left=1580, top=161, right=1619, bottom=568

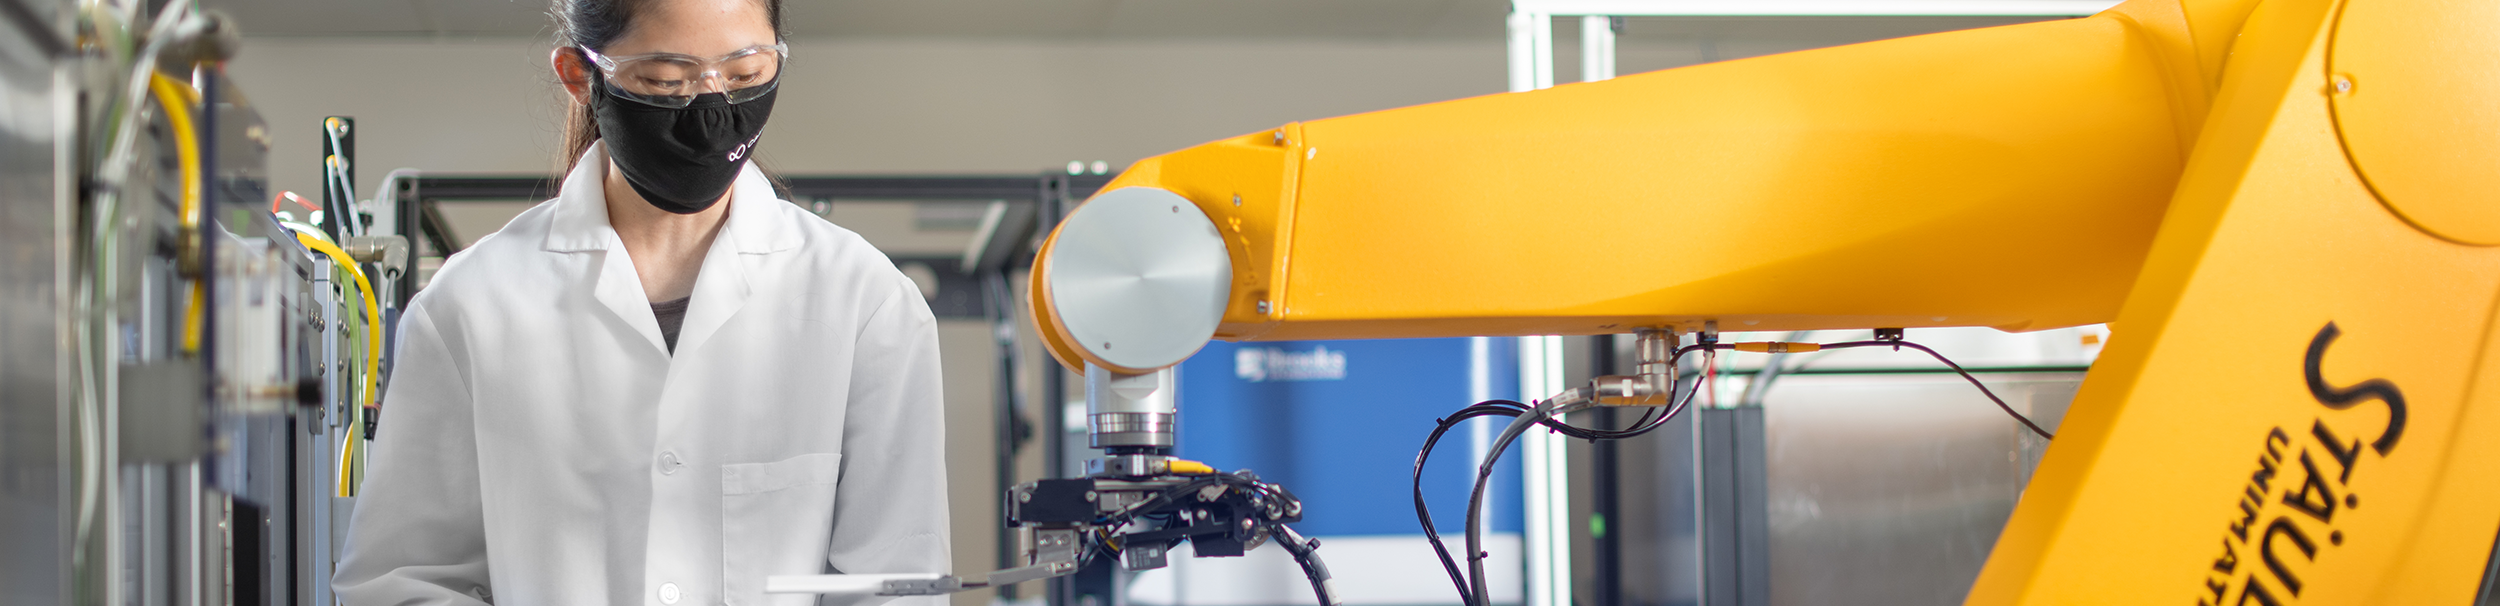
left=335, top=142, right=949, bottom=606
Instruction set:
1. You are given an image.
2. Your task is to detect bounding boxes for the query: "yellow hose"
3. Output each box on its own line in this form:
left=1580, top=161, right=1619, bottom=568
left=155, top=74, right=382, bottom=496
left=149, top=74, right=206, bottom=353
left=296, top=232, right=383, bottom=497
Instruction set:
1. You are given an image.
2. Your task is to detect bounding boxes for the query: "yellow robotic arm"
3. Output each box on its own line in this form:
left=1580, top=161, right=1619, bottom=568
left=1029, top=0, right=2500, bottom=602
left=1035, top=0, right=2227, bottom=376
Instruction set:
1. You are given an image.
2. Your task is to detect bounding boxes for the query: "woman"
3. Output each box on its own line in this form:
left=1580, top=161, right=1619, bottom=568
left=333, top=0, right=949, bottom=604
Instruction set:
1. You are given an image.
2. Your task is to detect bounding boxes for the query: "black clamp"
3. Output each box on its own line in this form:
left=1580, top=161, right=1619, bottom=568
left=1874, top=328, right=1905, bottom=351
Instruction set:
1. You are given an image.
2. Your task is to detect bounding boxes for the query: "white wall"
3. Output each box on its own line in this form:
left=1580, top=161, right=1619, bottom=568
left=226, top=18, right=2053, bottom=193
left=226, top=36, right=1513, bottom=195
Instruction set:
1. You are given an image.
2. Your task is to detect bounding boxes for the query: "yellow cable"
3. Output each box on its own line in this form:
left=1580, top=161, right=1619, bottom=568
left=1732, top=342, right=1822, bottom=354
left=153, top=75, right=381, bottom=496
left=297, top=232, right=383, bottom=497
left=183, top=286, right=204, bottom=353
left=334, top=403, right=360, bottom=497
left=150, top=73, right=207, bottom=353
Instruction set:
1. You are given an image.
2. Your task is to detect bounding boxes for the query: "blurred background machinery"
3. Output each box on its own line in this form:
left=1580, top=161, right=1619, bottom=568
left=2, top=0, right=408, bottom=603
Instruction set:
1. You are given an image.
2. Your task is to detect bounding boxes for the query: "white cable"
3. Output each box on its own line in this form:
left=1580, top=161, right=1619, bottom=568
left=71, top=279, right=100, bottom=571
left=367, top=168, right=420, bottom=248
left=90, top=0, right=196, bottom=184
left=322, top=128, right=366, bottom=237
left=71, top=0, right=198, bottom=576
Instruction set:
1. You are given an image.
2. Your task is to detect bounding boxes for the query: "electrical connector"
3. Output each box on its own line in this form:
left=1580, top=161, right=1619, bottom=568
left=1733, top=342, right=1822, bottom=354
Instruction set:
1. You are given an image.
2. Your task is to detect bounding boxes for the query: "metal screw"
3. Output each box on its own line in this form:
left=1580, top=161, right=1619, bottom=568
left=1018, top=492, right=1031, bottom=503
left=314, top=363, right=325, bottom=376
left=1240, top=518, right=1254, bottom=531
left=1084, top=491, right=1098, bottom=502
left=2334, top=75, right=2353, bottom=94
left=1232, top=194, right=1242, bottom=207
left=1256, top=300, right=1271, bottom=315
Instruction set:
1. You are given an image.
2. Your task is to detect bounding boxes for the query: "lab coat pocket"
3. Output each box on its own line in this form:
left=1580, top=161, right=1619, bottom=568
left=721, top=452, right=842, bottom=606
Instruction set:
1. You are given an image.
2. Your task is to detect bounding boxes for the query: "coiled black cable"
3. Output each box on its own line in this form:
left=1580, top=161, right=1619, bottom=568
left=1412, top=347, right=1709, bottom=605
left=1412, top=336, right=2057, bottom=604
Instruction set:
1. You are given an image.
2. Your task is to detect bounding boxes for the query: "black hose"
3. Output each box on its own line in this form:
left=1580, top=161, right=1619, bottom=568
left=1411, top=402, right=1528, bottom=605
left=1413, top=347, right=1713, bottom=605
left=1463, top=409, right=1542, bottom=605
left=1274, top=525, right=1343, bottom=606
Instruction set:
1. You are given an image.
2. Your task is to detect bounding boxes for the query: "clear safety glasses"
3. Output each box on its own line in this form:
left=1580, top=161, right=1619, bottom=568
left=580, top=42, right=788, bottom=108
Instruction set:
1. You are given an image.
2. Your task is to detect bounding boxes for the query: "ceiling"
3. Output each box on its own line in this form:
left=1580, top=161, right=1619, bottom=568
left=208, top=0, right=2058, bottom=42
left=211, top=0, right=1508, bottom=41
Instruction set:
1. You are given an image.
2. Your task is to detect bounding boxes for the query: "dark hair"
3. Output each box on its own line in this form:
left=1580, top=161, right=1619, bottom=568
left=550, top=0, right=785, bottom=175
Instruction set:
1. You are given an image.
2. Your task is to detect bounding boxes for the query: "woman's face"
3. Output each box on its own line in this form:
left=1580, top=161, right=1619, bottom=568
left=600, top=0, right=778, bottom=93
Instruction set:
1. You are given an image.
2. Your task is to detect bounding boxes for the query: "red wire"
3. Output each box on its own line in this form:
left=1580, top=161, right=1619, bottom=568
left=1703, top=350, right=1718, bottom=407
left=270, top=191, right=318, bottom=213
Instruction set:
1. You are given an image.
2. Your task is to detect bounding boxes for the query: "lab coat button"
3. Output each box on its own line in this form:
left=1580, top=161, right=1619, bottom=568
left=659, top=582, right=681, bottom=604
left=658, top=451, right=682, bottom=475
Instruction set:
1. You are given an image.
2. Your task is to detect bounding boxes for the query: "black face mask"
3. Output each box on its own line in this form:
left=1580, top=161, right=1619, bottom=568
left=590, top=74, right=777, bottom=214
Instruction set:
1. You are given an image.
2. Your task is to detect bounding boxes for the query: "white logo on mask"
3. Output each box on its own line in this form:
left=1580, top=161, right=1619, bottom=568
left=727, top=132, right=762, bottom=162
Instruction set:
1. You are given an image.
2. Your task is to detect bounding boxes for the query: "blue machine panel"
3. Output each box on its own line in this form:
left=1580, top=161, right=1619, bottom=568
left=1175, top=338, right=1522, bottom=537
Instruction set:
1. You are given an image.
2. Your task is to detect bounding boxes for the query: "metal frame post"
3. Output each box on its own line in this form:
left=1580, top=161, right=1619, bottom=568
left=1508, top=7, right=1567, bottom=606
left=1519, top=334, right=1571, bottom=606
left=1588, top=335, right=1623, bottom=606
left=1696, top=406, right=1769, bottom=606
left=1581, top=16, right=1617, bottom=85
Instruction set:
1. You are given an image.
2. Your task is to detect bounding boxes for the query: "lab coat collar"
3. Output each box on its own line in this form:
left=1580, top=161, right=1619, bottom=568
left=546, top=141, right=791, bottom=357
left=668, top=218, right=754, bottom=358
left=543, top=141, right=800, bottom=255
